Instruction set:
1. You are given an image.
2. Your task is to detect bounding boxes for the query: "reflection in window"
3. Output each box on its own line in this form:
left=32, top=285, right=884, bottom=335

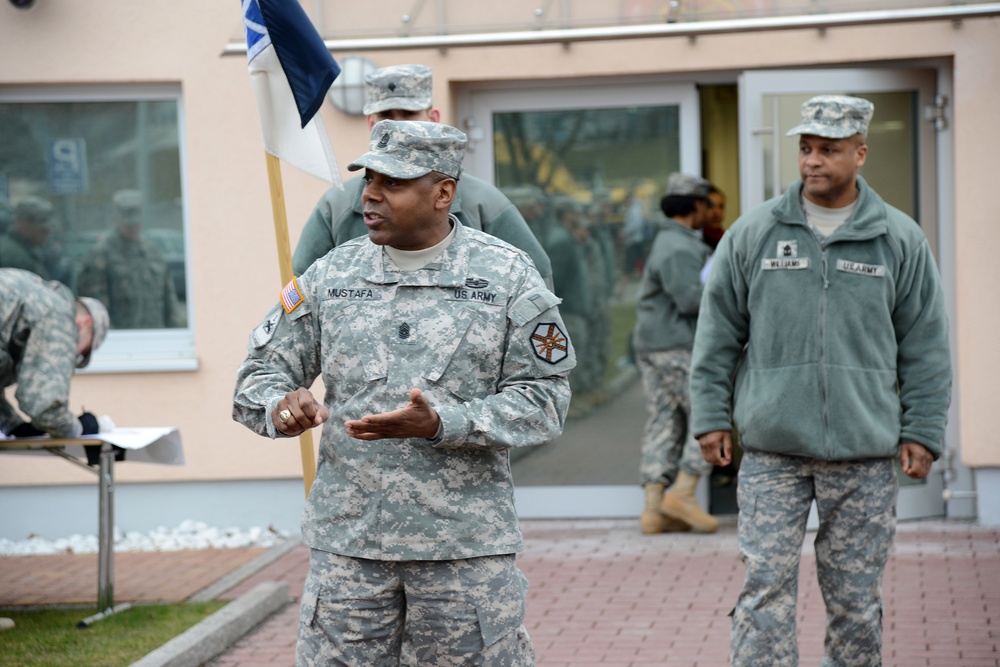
left=0, top=96, right=187, bottom=331
left=493, top=106, right=679, bottom=419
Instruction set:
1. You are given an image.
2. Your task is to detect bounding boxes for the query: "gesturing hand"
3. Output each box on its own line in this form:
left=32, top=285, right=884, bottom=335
left=344, top=388, right=441, bottom=441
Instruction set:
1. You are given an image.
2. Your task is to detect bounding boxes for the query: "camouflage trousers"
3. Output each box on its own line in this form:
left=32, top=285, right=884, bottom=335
left=296, top=549, right=535, bottom=666
left=636, top=349, right=712, bottom=486
left=732, top=452, right=898, bottom=667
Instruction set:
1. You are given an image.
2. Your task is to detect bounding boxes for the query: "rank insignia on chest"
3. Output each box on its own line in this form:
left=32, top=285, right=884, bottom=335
left=530, top=322, right=569, bottom=364
left=280, top=277, right=304, bottom=314
left=777, top=240, right=798, bottom=258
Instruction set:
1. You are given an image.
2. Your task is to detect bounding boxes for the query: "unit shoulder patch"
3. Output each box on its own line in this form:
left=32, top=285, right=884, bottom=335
left=530, top=322, right=569, bottom=364
left=250, top=308, right=281, bottom=349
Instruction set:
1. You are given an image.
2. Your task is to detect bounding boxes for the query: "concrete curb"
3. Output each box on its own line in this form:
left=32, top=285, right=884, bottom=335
left=186, top=537, right=302, bottom=603
left=130, top=581, right=289, bottom=667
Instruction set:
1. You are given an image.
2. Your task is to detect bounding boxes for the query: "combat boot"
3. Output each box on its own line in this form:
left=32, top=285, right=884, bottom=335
left=641, top=483, right=690, bottom=534
left=661, top=471, right=718, bottom=533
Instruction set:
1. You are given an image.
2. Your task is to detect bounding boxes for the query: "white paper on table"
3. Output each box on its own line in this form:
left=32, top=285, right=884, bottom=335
left=0, top=427, right=184, bottom=466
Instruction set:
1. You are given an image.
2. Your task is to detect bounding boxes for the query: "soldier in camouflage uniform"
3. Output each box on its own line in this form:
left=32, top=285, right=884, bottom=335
left=234, top=121, right=574, bottom=666
left=633, top=173, right=717, bottom=535
left=77, top=189, right=183, bottom=330
left=0, top=196, right=57, bottom=280
left=1, top=268, right=109, bottom=439
left=691, top=96, right=952, bottom=666
left=292, top=64, right=552, bottom=290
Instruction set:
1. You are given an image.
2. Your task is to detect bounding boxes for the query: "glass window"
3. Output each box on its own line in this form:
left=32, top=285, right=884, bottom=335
left=0, top=85, right=195, bottom=372
left=493, top=105, right=680, bottom=428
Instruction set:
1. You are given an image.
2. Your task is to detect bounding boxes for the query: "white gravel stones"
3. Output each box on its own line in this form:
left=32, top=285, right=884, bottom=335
left=0, top=520, right=290, bottom=555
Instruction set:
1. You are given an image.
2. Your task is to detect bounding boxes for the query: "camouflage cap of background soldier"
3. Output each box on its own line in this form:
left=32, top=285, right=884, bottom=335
left=76, top=296, right=110, bottom=369
left=363, top=64, right=433, bottom=116
left=112, top=189, right=144, bottom=224
left=348, top=120, right=466, bottom=180
left=786, top=95, right=875, bottom=139
left=665, top=173, right=711, bottom=199
left=14, top=196, right=55, bottom=226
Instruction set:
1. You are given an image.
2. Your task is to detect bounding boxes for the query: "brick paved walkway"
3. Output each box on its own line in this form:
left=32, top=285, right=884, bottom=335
left=206, top=518, right=1000, bottom=667
left=2, top=519, right=996, bottom=665
left=0, top=548, right=265, bottom=607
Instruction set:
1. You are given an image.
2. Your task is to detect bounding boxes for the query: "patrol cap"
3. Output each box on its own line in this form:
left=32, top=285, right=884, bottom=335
left=76, top=296, right=110, bottom=369
left=14, top=196, right=55, bottom=225
left=363, top=64, right=433, bottom=116
left=112, top=189, right=144, bottom=223
left=348, top=120, right=466, bottom=180
left=665, top=173, right=711, bottom=199
left=786, top=95, right=875, bottom=139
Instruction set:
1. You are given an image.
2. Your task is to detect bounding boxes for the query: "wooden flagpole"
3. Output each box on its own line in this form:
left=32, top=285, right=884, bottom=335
left=264, top=151, right=317, bottom=497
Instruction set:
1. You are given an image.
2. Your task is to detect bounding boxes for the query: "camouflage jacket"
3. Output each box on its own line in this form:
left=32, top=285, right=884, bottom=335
left=0, top=268, right=83, bottom=438
left=235, top=221, right=575, bottom=561
left=77, top=232, right=181, bottom=329
left=291, top=173, right=553, bottom=288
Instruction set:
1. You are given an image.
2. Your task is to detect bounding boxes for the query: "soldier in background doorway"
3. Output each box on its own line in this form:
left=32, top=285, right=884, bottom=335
left=635, top=173, right=717, bottom=535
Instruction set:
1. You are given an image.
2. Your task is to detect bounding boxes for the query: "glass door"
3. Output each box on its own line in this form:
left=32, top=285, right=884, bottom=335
left=462, top=81, right=701, bottom=518
left=739, top=68, right=944, bottom=520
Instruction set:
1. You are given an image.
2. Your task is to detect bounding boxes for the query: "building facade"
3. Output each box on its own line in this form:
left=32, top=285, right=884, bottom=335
left=1, top=0, right=996, bottom=537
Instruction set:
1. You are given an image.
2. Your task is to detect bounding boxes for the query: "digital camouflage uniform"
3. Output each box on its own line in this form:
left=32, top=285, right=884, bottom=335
left=691, top=97, right=952, bottom=667
left=235, top=121, right=574, bottom=666
left=1, top=269, right=86, bottom=438
left=634, top=175, right=713, bottom=487
left=77, top=231, right=182, bottom=329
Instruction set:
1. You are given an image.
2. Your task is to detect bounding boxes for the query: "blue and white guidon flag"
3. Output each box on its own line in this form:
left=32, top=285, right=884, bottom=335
left=243, top=0, right=342, bottom=185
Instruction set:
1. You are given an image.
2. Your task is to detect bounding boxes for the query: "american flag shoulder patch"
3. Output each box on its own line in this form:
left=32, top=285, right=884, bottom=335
left=280, top=277, right=304, bottom=314
left=530, top=322, right=569, bottom=364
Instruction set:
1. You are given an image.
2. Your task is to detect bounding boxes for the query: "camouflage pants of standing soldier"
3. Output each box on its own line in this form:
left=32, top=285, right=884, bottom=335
left=636, top=349, right=712, bottom=486
left=296, top=549, right=535, bottom=667
left=732, top=452, right=898, bottom=667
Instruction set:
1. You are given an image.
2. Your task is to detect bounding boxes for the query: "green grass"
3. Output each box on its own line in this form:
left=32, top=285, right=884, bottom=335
left=0, top=602, right=226, bottom=667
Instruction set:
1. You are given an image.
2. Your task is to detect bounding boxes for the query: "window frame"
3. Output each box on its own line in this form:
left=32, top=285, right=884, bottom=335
left=0, top=83, right=197, bottom=373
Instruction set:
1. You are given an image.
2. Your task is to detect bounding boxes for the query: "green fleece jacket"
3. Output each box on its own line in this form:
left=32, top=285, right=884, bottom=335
left=633, top=218, right=709, bottom=353
left=690, top=177, right=951, bottom=460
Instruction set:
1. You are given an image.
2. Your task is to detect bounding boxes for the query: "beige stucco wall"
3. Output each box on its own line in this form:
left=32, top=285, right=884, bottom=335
left=0, top=2, right=996, bottom=489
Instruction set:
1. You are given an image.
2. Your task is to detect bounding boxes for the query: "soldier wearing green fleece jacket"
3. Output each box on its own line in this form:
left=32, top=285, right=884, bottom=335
left=690, top=96, right=951, bottom=667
